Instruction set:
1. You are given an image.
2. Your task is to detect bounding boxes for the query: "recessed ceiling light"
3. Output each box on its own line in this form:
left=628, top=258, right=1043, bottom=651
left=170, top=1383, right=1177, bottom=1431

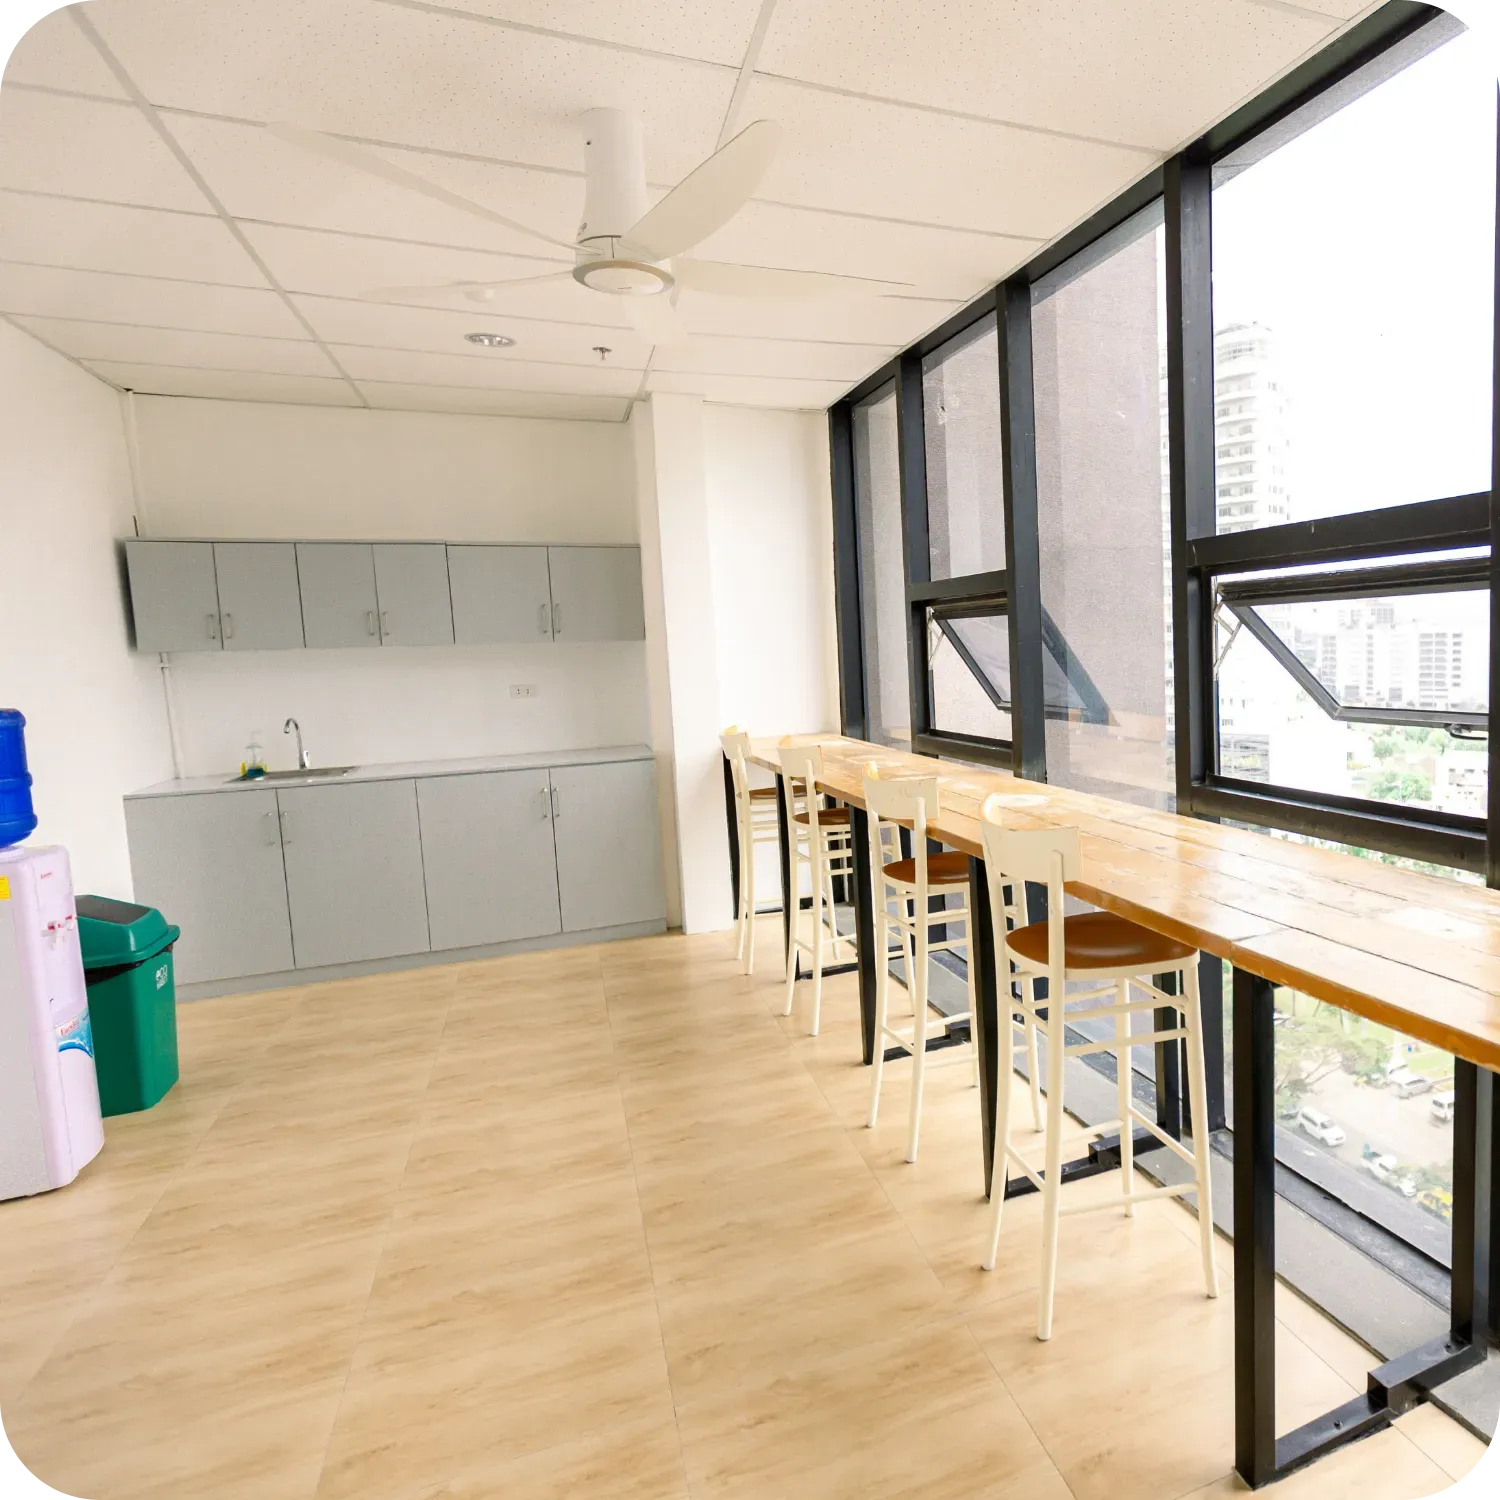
left=465, top=332, right=515, bottom=348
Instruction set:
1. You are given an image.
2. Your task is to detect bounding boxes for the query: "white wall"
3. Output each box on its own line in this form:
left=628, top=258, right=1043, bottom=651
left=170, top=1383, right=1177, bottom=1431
left=0, top=323, right=173, bottom=895
left=127, top=398, right=647, bottom=777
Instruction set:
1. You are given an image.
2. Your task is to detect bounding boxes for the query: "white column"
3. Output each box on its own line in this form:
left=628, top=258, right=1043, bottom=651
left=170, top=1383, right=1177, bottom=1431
left=632, top=393, right=733, bottom=934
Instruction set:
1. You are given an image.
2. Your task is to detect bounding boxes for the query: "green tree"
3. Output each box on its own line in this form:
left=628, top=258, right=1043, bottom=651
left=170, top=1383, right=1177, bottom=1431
left=1366, top=768, right=1431, bottom=803
left=1275, top=1007, right=1387, bottom=1107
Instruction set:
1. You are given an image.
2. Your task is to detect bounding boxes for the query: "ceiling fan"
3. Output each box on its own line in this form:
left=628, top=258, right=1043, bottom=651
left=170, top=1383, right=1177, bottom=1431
left=267, top=109, right=912, bottom=342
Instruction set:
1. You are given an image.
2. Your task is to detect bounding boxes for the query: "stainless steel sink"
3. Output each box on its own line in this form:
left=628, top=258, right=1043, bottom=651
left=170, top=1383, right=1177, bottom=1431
left=228, top=767, right=357, bottom=785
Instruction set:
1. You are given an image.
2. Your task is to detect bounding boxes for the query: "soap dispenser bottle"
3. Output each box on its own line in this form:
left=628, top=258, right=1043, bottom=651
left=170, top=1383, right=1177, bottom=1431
left=241, top=732, right=267, bottom=778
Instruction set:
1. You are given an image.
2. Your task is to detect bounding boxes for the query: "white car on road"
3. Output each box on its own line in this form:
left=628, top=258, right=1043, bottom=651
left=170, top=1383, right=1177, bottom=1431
left=1296, top=1107, right=1346, bottom=1147
left=1364, top=1152, right=1418, bottom=1197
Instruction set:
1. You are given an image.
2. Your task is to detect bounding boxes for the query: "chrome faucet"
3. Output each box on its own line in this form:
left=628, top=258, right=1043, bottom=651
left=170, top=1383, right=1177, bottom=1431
left=284, top=717, right=310, bottom=770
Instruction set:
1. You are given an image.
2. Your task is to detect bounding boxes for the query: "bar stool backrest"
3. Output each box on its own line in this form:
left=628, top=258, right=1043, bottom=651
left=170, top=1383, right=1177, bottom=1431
left=978, top=807, right=1081, bottom=981
left=864, top=775, right=939, bottom=894
left=720, top=729, right=753, bottom=808
left=778, top=743, right=825, bottom=829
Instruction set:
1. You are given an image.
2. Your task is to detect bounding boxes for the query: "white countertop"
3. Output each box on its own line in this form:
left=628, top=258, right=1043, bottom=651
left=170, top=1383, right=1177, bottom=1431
left=127, top=744, right=655, bottom=799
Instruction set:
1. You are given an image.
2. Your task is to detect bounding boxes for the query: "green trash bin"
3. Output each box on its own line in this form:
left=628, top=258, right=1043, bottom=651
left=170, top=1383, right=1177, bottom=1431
left=77, top=895, right=181, bottom=1116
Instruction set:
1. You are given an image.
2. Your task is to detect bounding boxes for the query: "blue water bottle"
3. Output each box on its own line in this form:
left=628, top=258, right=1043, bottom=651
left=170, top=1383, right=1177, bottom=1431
left=0, top=710, right=38, bottom=848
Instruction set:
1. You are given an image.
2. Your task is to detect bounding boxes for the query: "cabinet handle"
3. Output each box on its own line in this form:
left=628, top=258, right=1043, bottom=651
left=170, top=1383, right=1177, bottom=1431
left=206, top=612, right=219, bottom=641
left=552, top=602, right=562, bottom=636
left=550, top=784, right=560, bottom=820
left=222, top=613, right=234, bottom=640
left=538, top=787, right=551, bottom=821
left=262, top=810, right=278, bottom=847
left=365, top=610, right=377, bottom=636
left=381, top=610, right=391, bottom=639
left=538, top=602, right=550, bottom=637
left=279, top=810, right=291, bottom=845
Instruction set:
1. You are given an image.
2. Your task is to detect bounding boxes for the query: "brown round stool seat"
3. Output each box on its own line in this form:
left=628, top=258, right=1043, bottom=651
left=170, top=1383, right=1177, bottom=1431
left=881, top=850, right=970, bottom=886
left=748, top=786, right=778, bottom=801
left=794, top=805, right=851, bottom=826
left=1006, top=910, right=1195, bottom=970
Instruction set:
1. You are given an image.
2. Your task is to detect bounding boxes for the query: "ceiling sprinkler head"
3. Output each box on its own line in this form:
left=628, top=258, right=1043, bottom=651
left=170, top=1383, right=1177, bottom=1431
left=593, top=346, right=612, bottom=361
left=465, top=331, right=515, bottom=348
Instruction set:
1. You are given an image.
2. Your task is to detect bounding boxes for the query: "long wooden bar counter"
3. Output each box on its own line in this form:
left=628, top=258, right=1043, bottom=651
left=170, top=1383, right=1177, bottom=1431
left=737, top=732, right=1500, bottom=1490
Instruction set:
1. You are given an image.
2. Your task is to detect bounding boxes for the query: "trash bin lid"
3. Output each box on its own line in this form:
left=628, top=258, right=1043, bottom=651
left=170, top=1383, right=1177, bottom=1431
left=76, top=895, right=180, bottom=970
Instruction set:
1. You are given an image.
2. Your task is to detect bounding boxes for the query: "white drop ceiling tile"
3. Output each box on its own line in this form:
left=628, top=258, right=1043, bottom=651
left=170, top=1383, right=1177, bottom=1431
left=291, top=293, right=650, bottom=365
left=166, top=114, right=582, bottom=258
left=89, top=0, right=731, bottom=182
left=745, top=75, right=1154, bottom=239
left=330, top=344, right=641, bottom=395
left=692, top=200, right=1035, bottom=303
left=647, top=369, right=849, bottom=410
left=0, top=263, right=306, bottom=336
left=676, top=288, right=958, bottom=347
left=653, top=335, right=895, bottom=382
left=2, top=10, right=131, bottom=98
left=12, top=317, right=333, bottom=376
left=82, top=362, right=360, bottom=405
left=0, top=89, right=208, bottom=211
left=760, top=0, right=1335, bottom=149
left=358, top=381, right=629, bottom=421
left=424, top=1, right=763, bottom=66
left=0, top=192, right=266, bottom=286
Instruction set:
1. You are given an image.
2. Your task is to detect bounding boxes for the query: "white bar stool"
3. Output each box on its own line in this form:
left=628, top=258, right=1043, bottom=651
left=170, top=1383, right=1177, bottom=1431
left=779, top=743, right=855, bottom=1035
left=863, top=773, right=978, bottom=1164
left=977, top=809, right=1220, bottom=1341
left=721, top=729, right=782, bottom=975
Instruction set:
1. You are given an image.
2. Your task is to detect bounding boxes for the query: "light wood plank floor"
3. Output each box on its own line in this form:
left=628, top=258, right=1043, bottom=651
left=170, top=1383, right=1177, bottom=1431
left=0, top=921, right=1489, bottom=1499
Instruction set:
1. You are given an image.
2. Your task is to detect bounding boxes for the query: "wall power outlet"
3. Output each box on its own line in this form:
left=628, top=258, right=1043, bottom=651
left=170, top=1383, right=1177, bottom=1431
left=509, top=684, right=537, bottom=699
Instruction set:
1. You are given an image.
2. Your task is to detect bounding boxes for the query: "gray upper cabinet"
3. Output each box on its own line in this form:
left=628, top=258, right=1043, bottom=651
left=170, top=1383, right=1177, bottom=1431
left=448, top=545, right=554, bottom=645
left=373, top=543, right=453, bottom=647
left=277, top=779, right=430, bottom=968
left=297, top=543, right=380, bottom=649
left=547, top=546, right=645, bottom=642
left=417, top=771, right=562, bottom=949
left=213, top=542, right=305, bottom=651
left=126, top=540, right=223, bottom=653
left=124, top=790, right=294, bottom=984
left=549, top=759, right=665, bottom=932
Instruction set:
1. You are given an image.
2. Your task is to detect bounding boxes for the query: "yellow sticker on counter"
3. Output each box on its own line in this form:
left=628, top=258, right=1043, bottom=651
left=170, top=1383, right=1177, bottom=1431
left=0, top=877, right=9, bottom=900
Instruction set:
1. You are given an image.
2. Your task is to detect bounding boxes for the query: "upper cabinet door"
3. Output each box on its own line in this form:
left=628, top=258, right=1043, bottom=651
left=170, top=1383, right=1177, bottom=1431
left=448, top=545, right=554, bottom=645
left=126, top=540, right=222, bottom=653
left=546, top=546, right=645, bottom=642
left=373, top=543, right=453, bottom=647
left=213, top=542, right=305, bottom=651
left=296, top=543, right=380, bottom=648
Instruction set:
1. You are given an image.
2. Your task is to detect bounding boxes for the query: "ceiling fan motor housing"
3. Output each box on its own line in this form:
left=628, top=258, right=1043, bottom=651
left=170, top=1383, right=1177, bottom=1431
left=574, top=108, right=670, bottom=295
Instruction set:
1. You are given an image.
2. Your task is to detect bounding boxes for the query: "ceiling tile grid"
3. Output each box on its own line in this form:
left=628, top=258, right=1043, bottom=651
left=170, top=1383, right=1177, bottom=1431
left=0, top=0, right=1359, bottom=417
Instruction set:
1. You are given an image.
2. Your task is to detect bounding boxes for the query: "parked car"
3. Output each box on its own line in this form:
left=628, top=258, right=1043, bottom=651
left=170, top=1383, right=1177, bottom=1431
left=1430, top=1091, right=1456, bottom=1125
left=1418, top=1189, right=1453, bottom=1223
left=1363, top=1151, right=1417, bottom=1197
left=1296, top=1107, right=1346, bottom=1147
left=1387, top=1068, right=1432, bottom=1100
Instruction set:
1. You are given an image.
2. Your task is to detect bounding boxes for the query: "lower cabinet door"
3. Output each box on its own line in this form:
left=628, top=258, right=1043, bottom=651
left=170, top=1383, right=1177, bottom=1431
left=416, top=771, right=562, bottom=950
left=548, top=759, right=665, bottom=933
left=124, top=790, right=293, bottom=985
left=278, top=780, right=431, bottom=968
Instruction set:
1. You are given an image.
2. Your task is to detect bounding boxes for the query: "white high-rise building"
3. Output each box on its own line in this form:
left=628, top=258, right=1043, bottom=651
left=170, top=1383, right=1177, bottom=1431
left=1212, top=323, right=1292, bottom=533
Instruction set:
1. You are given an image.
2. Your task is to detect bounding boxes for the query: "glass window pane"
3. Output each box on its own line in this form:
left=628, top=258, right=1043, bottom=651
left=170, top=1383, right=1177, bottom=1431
left=1216, top=584, right=1490, bottom=814
left=854, top=386, right=910, bottom=748
left=931, top=613, right=1012, bottom=742
left=1211, top=24, right=1496, bottom=531
left=924, top=321, right=1005, bottom=580
left=1033, top=204, right=1174, bottom=808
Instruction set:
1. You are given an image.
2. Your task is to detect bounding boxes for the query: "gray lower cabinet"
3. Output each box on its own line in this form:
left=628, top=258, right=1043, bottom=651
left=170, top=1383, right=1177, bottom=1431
left=547, top=546, right=646, bottom=642
left=549, top=760, right=665, bottom=931
left=213, top=542, right=305, bottom=651
left=277, top=779, right=430, bottom=968
left=124, top=789, right=293, bottom=984
left=296, top=543, right=380, bottom=648
left=374, top=544, right=453, bottom=646
left=416, top=771, right=562, bottom=949
left=448, top=545, right=554, bottom=644
left=125, top=540, right=223, bottom=653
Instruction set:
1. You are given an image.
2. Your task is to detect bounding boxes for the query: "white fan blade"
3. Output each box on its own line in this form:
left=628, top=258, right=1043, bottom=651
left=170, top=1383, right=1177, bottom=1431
left=267, top=123, right=578, bottom=254
left=619, top=120, right=782, bottom=262
left=624, top=293, right=688, bottom=344
left=359, top=272, right=573, bottom=305
left=673, top=258, right=913, bottom=300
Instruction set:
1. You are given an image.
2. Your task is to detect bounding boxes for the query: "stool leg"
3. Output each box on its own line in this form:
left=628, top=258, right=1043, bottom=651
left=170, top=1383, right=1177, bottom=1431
left=1023, top=977, right=1043, bottom=1132
left=1182, top=960, right=1221, bottom=1299
left=743, top=829, right=757, bottom=976
left=867, top=897, right=890, bottom=1129
left=1117, top=979, right=1135, bottom=1219
left=981, top=988, right=1017, bottom=1271
left=906, top=897, right=930, bottom=1163
left=782, top=836, right=799, bottom=1016
left=808, top=837, right=825, bottom=1037
left=1038, top=1008, right=1067, bottom=1341
left=965, top=899, right=979, bottom=1089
